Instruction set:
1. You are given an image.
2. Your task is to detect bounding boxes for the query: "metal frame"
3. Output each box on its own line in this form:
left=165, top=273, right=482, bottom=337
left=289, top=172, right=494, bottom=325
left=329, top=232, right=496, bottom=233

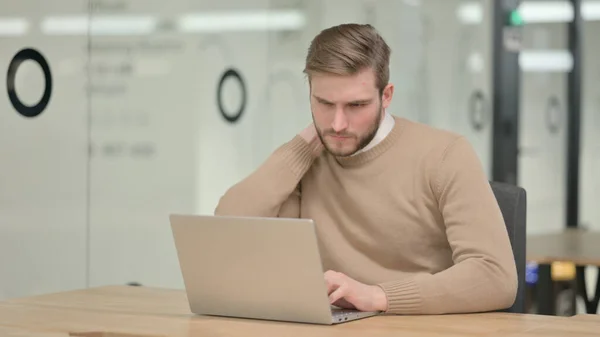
left=567, top=1, right=600, bottom=315
left=492, top=0, right=521, bottom=186
left=566, top=0, right=582, bottom=229
left=491, top=0, right=527, bottom=314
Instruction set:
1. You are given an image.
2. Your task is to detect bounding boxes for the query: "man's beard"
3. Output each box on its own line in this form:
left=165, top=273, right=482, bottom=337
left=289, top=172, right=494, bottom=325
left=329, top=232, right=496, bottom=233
left=313, top=103, right=383, bottom=157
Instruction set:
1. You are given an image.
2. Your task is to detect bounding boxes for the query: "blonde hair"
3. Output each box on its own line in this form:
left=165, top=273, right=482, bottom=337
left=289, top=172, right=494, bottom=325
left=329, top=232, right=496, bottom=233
left=303, top=23, right=391, bottom=94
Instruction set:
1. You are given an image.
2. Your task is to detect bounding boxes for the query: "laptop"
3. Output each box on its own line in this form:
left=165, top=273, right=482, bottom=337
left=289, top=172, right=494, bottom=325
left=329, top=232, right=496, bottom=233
left=169, top=214, right=380, bottom=325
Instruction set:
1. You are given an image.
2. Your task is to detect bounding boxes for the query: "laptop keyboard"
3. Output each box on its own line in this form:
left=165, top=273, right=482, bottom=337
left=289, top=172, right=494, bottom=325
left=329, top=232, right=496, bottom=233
left=332, top=310, right=359, bottom=322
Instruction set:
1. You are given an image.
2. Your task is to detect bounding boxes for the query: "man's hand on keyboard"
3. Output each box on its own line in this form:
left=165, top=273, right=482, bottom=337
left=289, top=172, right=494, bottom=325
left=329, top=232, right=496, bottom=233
left=324, top=270, right=388, bottom=312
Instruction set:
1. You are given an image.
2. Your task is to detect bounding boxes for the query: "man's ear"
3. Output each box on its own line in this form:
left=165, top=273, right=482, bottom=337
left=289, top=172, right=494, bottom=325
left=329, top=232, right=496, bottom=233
left=381, top=83, right=394, bottom=109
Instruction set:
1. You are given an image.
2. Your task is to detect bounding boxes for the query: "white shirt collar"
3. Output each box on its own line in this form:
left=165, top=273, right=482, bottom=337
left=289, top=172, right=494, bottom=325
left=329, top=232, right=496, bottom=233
left=353, top=111, right=395, bottom=155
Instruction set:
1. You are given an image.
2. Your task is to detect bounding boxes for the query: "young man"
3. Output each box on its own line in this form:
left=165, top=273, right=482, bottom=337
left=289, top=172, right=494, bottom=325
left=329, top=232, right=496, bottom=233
left=215, top=24, right=517, bottom=315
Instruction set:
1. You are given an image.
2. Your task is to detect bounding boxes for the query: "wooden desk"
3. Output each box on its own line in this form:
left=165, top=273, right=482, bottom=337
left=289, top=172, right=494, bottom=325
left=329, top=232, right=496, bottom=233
left=527, top=229, right=600, bottom=266
left=1, top=286, right=595, bottom=337
left=527, top=229, right=600, bottom=314
left=507, top=319, right=600, bottom=337
left=570, top=314, right=600, bottom=322
left=0, top=325, right=70, bottom=337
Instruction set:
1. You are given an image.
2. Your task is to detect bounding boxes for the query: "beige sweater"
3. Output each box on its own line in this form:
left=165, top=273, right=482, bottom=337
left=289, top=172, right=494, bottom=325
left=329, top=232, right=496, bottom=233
left=215, top=116, right=518, bottom=315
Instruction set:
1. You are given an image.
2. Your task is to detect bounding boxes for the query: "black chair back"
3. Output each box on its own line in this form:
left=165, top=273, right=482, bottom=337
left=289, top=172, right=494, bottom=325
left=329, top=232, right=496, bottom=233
left=490, top=181, right=527, bottom=313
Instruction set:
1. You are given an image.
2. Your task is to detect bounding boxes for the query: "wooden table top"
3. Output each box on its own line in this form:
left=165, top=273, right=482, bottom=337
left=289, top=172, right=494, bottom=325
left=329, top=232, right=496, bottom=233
left=570, top=314, right=600, bottom=322
left=0, top=286, right=598, bottom=337
left=0, top=325, right=70, bottom=337
left=527, top=229, right=600, bottom=266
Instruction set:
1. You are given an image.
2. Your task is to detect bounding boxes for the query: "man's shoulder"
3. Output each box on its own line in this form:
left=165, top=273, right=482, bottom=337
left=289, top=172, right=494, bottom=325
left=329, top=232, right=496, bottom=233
left=397, top=117, right=466, bottom=153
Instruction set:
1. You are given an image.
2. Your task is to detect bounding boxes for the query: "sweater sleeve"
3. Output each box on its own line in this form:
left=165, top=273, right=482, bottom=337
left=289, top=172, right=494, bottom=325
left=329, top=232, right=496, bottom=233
left=214, top=135, right=321, bottom=218
left=378, top=136, right=518, bottom=314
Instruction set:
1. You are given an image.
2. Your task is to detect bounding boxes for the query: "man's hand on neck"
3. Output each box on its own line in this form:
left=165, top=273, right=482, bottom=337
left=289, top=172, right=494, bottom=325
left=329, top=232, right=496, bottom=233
left=299, top=123, right=324, bottom=157
left=299, top=123, right=318, bottom=143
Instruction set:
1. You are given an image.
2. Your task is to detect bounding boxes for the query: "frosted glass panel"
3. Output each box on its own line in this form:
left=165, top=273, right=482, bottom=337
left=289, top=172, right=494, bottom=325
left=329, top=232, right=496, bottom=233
left=581, top=17, right=600, bottom=231
left=519, top=22, right=568, bottom=234
left=86, top=0, right=275, bottom=289
left=421, top=0, right=493, bottom=176
left=0, top=0, right=88, bottom=300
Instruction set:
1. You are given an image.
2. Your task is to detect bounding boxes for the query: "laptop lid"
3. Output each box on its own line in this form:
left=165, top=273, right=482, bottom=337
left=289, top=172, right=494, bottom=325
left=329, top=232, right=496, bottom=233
left=169, top=214, right=334, bottom=325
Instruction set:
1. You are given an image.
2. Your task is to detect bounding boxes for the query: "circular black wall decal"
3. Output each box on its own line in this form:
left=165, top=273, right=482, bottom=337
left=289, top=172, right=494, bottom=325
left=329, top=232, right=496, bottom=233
left=469, top=90, right=487, bottom=131
left=6, top=48, right=53, bottom=118
left=217, top=68, right=246, bottom=123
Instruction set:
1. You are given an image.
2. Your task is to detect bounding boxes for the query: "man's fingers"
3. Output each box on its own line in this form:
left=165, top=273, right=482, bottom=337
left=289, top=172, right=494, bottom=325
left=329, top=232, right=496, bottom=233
left=332, top=298, right=356, bottom=310
left=324, top=270, right=340, bottom=281
left=329, top=284, right=347, bottom=304
left=324, top=270, right=342, bottom=294
left=326, top=281, right=336, bottom=294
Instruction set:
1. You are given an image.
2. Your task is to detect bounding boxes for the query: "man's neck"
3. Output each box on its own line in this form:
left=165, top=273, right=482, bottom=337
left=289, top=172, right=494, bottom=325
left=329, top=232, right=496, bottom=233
left=353, top=111, right=395, bottom=156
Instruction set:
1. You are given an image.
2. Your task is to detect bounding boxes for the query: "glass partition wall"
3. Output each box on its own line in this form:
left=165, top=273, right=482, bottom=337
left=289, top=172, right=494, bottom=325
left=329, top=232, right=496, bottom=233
left=9, top=0, right=599, bottom=301
left=0, top=0, right=90, bottom=300
left=85, top=0, right=500, bottom=289
left=0, top=0, right=497, bottom=299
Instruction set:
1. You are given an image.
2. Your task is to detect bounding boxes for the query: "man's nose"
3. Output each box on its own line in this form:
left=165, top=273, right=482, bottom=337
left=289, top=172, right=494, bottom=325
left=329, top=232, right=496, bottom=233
left=331, top=109, right=348, bottom=133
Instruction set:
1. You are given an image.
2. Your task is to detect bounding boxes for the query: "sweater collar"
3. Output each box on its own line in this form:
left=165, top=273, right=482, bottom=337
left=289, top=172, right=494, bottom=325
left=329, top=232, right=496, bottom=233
left=352, top=111, right=395, bottom=156
left=333, top=115, right=404, bottom=168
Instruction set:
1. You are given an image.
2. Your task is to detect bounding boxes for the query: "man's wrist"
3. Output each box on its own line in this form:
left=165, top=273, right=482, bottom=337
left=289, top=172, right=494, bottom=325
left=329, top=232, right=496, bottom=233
left=372, top=285, right=388, bottom=312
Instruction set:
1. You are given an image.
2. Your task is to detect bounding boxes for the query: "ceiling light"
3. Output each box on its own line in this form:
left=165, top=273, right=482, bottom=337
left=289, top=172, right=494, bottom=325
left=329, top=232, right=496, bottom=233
left=178, top=10, right=306, bottom=32
left=0, top=18, right=29, bottom=36
left=519, top=50, right=573, bottom=72
left=41, top=15, right=157, bottom=36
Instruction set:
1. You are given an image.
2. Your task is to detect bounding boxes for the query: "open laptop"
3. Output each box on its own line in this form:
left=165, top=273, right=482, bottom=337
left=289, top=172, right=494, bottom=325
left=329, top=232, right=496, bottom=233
left=169, top=214, right=380, bottom=325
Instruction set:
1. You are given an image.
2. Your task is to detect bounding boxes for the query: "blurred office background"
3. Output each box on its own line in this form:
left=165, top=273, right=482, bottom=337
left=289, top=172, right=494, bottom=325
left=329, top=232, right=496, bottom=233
left=1, top=0, right=599, bottom=315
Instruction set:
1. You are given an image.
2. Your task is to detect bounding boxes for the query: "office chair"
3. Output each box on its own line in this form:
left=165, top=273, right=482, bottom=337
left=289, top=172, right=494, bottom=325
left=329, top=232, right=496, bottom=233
left=490, top=181, right=527, bottom=313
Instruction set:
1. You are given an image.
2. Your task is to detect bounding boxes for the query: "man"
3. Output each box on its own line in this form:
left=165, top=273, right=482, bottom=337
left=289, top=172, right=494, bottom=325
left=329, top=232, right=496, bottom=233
left=215, top=23, right=517, bottom=315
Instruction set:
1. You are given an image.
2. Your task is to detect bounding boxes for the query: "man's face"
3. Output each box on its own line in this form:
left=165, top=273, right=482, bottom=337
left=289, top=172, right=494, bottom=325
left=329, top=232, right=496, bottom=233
left=309, top=68, right=394, bottom=157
